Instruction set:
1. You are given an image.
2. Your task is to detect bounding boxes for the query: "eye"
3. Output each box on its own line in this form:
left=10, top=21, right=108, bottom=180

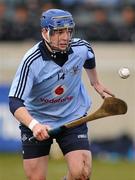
left=68, top=28, right=73, bottom=33
left=58, top=29, right=63, bottom=34
left=53, top=29, right=63, bottom=34
left=53, top=28, right=73, bottom=35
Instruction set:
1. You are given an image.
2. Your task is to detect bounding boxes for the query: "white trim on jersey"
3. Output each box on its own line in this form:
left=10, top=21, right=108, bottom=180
left=14, top=49, right=41, bottom=99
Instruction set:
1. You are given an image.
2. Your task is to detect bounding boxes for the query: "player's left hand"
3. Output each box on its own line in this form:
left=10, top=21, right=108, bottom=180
left=93, top=82, right=115, bottom=99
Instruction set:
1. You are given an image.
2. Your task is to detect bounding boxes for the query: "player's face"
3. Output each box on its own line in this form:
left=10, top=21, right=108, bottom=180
left=42, top=28, right=73, bottom=51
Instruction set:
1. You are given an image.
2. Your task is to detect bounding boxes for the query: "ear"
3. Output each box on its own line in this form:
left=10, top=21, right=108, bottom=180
left=41, top=28, right=48, bottom=40
left=41, top=28, right=48, bottom=33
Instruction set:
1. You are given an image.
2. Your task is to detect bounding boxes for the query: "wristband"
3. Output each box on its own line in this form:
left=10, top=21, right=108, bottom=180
left=28, top=119, right=39, bottom=130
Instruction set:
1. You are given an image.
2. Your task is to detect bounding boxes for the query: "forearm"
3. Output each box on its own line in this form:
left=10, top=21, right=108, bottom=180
left=14, top=107, right=35, bottom=127
left=14, top=107, right=50, bottom=140
left=85, top=67, right=114, bottom=98
left=9, top=97, right=39, bottom=129
left=85, top=67, right=100, bottom=86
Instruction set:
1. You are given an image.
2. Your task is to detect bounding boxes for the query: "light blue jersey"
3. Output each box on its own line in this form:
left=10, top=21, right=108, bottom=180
left=9, top=38, right=95, bottom=128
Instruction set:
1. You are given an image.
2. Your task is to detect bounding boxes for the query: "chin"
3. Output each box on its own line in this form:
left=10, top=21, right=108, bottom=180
left=52, top=45, right=67, bottom=51
left=59, top=46, right=67, bottom=51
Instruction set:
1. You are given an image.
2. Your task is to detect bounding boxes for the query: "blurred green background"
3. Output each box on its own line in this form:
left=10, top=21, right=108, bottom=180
left=0, top=153, right=135, bottom=180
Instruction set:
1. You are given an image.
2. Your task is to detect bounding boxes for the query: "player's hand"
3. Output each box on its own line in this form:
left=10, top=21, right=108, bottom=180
left=93, top=83, right=115, bottom=99
left=32, top=123, right=51, bottom=141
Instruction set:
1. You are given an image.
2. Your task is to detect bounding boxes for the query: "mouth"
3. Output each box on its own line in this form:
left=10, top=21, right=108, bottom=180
left=51, top=42, right=69, bottom=51
left=59, top=43, right=68, bottom=49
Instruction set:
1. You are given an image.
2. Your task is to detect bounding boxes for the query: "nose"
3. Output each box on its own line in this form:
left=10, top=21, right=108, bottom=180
left=62, top=30, right=71, bottom=40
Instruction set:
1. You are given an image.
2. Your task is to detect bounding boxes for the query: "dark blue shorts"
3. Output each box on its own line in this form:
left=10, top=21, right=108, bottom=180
left=20, top=123, right=90, bottom=159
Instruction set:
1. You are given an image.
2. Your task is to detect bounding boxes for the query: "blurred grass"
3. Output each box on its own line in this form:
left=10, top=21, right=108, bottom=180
left=0, top=153, right=134, bottom=180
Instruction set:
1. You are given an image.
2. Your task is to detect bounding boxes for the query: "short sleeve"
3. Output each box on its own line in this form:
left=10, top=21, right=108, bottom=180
left=83, top=40, right=96, bottom=69
left=9, top=59, right=34, bottom=100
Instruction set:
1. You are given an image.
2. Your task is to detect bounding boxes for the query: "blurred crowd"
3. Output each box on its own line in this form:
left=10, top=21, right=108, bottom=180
left=0, top=0, right=135, bottom=42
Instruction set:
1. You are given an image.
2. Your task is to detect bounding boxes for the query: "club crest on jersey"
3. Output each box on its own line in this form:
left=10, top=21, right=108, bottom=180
left=71, top=65, right=80, bottom=75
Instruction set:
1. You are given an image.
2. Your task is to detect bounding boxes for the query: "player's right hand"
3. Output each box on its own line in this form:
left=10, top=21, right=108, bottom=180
left=32, top=123, right=51, bottom=141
